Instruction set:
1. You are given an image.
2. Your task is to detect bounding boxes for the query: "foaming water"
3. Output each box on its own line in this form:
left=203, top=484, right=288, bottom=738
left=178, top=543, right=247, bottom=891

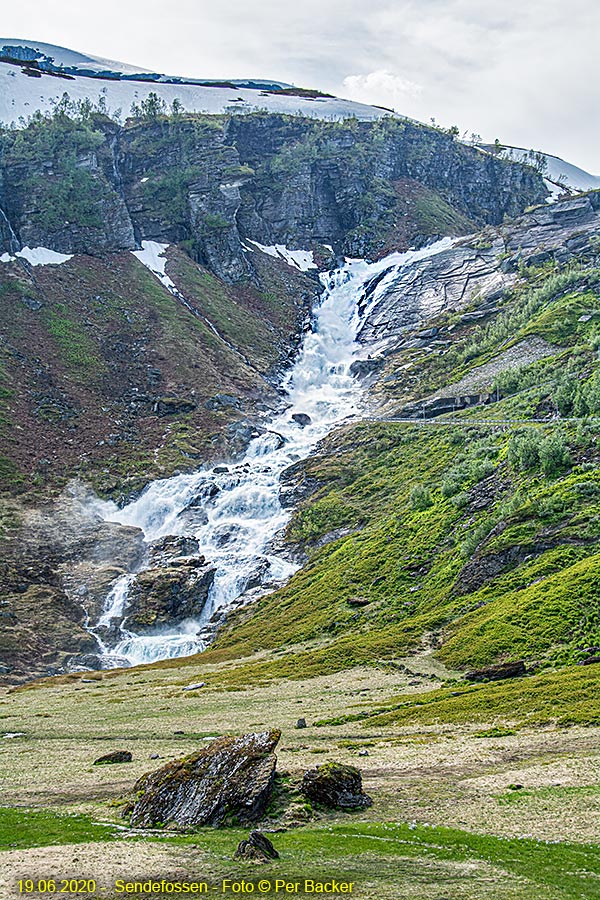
left=92, top=239, right=452, bottom=667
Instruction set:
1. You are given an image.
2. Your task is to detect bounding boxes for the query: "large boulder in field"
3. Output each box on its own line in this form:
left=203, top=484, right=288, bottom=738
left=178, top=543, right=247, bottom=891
left=301, top=762, right=372, bottom=810
left=94, top=750, right=132, bottom=765
left=129, top=730, right=281, bottom=828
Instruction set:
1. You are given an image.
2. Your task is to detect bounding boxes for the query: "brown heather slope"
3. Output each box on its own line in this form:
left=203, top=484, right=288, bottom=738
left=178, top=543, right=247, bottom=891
left=0, top=244, right=315, bottom=498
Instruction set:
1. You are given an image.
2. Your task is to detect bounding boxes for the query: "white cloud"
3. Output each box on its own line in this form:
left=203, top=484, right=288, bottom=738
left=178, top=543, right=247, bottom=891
left=342, top=70, right=423, bottom=111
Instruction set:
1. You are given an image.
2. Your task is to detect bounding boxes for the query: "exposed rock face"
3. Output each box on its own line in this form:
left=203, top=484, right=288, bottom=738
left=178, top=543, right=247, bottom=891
left=301, top=762, right=372, bottom=810
left=229, top=116, right=546, bottom=259
left=504, top=194, right=600, bottom=261
left=279, top=460, right=322, bottom=509
left=0, top=483, right=146, bottom=682
left=400, top=392, right=492, bottom=420
left=465, top=661, right=527, bottom=682
left=125, top=561, right=216, bottom=632
left=358, top=242, right=511, bottom=351
left=148, top=535, right=200, bottom=566
left=358, top=195, right=600, bottom=356
left=0, top=114, right=546, bottom=286
left=0, top=584, right=99, bottom=681
left=1, top=118, right=135, bottom=254
left=129, top=730, right=281, bottom=828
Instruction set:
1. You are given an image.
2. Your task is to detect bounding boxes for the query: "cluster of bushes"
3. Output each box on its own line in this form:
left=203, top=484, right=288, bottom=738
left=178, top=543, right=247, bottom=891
left=507, top=428, right=571, bottom=475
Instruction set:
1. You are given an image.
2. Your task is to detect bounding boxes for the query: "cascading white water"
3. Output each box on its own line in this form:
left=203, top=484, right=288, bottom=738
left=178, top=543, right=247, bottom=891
left=92, top=239, right=452, bottom=667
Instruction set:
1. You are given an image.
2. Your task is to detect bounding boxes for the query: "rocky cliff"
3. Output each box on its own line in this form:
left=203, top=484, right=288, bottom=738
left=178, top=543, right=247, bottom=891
left=0, top=111, right=547, bottom=281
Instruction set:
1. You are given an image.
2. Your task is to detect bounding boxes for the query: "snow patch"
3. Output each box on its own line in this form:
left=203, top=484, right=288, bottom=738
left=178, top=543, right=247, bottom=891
left=18, top=246, right=73, bottom=266
left=544, top=179, right=563, bottom=202
left=1, top=246, right=73, bottom=266
left=246, top=240, right=317, bottom=272
left=132, top=240, right=176, bottom=291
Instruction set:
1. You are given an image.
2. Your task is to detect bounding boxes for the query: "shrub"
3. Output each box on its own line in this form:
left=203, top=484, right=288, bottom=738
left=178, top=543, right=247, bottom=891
left=508, top=430, right=542, bottom=470
left=539, top=433, right=571, bottom=476
left=410, top=484, right=432, bottom=511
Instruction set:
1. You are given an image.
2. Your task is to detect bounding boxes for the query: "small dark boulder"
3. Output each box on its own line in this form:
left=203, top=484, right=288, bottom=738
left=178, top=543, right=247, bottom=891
left=94, top=750, right=132, bottom=765
left=155, top=397, right=197, bottom=417
left=205, top=394, right=243, bottom=412
left=301, top=762, right=372, bottom=810
left=348, top=357, right=384, bottom=379
left=465, top=661, right=526, bottom=682
left=292, top=413, right=312, bottom=427
left=295, top=718, right=307, bottom=729
left=129, top=730, right=281, bottom=828
left=346, top=596, right=370, bottom=607
left=234, top=831, right=279, bottom=861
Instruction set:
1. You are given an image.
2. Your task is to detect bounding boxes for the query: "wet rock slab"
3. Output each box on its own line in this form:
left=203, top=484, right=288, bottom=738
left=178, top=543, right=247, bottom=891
left=125, top=561, right=216, bottom=632
left=129, top=730, right=281, bottom=828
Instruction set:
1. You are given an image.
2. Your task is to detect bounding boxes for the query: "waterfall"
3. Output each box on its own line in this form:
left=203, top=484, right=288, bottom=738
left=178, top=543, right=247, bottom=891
left=0, top=207, right=19, bottom=254
left=92, top=239, right=453, bottom=668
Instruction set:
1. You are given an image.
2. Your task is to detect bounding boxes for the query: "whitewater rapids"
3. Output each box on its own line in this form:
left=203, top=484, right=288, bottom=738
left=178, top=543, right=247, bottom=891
left=92, top=239, right=452, bottom=667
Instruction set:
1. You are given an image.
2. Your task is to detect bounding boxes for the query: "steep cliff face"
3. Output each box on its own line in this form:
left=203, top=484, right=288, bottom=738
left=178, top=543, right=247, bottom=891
left=0, top=111, right=547, bottom=281
left=230, top=116, right=547, bottom=257
left=0, top=116, right=135, bottom=255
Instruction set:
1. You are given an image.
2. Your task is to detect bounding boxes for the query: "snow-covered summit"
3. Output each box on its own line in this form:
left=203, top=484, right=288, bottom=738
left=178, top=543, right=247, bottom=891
left=0, top=38, right=154, bottom=76
left=0, top=39, right=396, bottom=126
left=0, top=39, right=291, bottom=88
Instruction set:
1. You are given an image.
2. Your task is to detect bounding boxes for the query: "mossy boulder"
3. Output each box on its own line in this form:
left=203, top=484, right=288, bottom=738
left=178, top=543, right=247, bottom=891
left=301, top=762, right=372, bottom=810
left=93, top=750, right=132, bottom=765
left=129, top=730, right=281, bottom=828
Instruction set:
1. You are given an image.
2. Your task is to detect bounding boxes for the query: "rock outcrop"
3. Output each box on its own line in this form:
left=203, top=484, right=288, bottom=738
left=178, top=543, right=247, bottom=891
left=465, top=661, right=527, bottom=682
left=234, top=832, right=280, bottom=861
left=129, top=730, right=281, bottom=828
left=358, top=194, right=600, bottom=356
left=125, top=560, right=216, bottom=632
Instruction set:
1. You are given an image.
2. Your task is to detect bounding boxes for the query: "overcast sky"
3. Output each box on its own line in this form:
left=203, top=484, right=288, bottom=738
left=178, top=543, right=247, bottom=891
left=3, top=0, right=599, bottom=172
